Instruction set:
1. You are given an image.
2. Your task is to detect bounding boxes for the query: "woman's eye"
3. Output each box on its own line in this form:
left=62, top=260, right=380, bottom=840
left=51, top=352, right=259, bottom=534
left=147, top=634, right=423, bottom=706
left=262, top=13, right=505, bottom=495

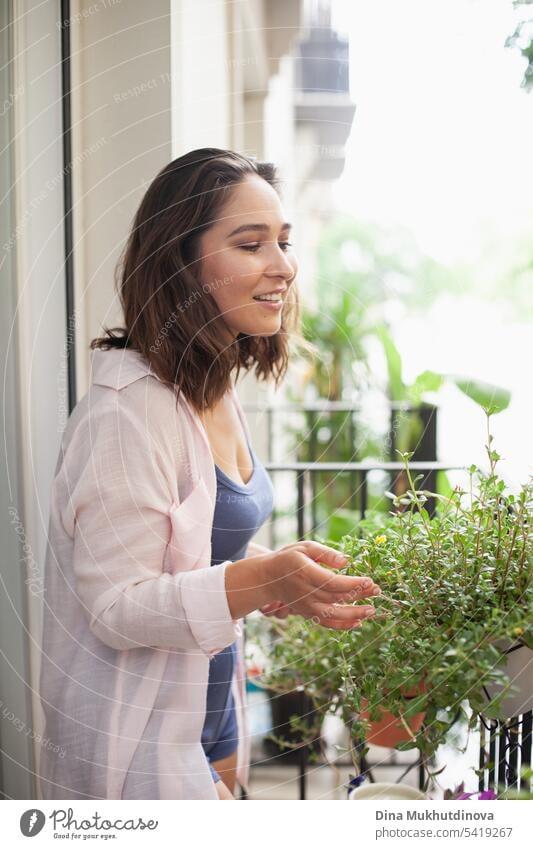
left=238, top=242, right=293, bottom=252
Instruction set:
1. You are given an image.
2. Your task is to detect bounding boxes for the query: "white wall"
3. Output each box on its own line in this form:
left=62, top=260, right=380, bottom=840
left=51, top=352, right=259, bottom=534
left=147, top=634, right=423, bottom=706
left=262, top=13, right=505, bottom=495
left=70, top=0, right=173, bottom=394
left=171, top=0, right=231, bottom=154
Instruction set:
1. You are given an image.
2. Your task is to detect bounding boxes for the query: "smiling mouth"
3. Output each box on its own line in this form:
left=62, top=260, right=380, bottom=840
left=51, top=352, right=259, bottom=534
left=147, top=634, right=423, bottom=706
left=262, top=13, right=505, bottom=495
left=252, top=294, right=284, bottom=312
left=253, top=294, right=283, bottom=303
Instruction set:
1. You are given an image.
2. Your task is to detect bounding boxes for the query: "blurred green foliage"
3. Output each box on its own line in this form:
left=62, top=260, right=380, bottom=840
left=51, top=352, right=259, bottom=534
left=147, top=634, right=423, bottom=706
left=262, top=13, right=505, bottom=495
left=285, top=216, right=511, bottom=541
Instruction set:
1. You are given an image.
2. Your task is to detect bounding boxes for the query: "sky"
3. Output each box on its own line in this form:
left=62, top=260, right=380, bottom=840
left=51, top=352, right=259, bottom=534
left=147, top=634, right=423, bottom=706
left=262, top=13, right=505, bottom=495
left=332, top=0, right=533, bottom=264
left=329, top=0, right=533, bottom=486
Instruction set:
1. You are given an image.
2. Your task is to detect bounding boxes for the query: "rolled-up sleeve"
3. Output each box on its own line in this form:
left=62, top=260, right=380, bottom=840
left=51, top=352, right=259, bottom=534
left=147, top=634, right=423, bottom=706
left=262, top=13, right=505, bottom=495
left=66, top=403, right=240, bottom=655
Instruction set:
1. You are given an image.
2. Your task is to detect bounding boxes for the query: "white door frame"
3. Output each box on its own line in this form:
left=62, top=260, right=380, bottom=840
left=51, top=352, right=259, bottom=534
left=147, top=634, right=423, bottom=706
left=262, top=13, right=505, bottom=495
left=0, top=0, right=70, bottom=799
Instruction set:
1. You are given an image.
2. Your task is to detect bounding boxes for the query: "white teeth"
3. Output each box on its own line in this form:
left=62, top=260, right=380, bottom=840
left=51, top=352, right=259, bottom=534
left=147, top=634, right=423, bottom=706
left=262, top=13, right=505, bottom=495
left=254, top=294, right=282, bottom=302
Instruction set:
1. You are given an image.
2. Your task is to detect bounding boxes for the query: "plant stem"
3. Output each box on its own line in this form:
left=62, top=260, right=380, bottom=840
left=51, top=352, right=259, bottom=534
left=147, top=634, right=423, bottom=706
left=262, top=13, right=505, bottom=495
left=498, top=523, right=519, bottom=605
left=404, top=457, right=434, bottom=548
left=397, top=710, right=417, bottom=742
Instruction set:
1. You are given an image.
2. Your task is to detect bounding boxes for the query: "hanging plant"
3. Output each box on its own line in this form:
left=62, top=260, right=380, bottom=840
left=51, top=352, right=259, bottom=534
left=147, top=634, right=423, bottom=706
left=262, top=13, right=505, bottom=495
left=254, top=415, right=533, bottom=787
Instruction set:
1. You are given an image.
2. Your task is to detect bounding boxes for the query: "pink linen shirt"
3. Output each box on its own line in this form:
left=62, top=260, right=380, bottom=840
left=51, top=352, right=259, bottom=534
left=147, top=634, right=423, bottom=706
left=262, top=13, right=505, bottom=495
left=38, top=347, right=257, bottom=799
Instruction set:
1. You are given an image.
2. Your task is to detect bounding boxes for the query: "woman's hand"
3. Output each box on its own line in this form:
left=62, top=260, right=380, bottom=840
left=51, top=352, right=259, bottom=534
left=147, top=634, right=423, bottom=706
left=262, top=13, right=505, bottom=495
left=225, top=540, right=380, bottom=629
left=260, top=600, right=291, bottom=619
left=262, top=541, right=380, bottom=630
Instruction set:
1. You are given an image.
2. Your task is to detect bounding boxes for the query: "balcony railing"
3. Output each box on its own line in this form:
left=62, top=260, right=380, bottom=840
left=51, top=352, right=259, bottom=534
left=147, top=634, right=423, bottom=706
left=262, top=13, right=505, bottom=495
left=245, top=400, right=441, bottom=544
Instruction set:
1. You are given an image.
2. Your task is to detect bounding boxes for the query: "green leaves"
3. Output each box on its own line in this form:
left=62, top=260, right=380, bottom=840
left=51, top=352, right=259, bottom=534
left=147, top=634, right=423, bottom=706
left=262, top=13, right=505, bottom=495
left=370, top=328, right=512, bottom=416
left=395, top=740, right=419, bottom=751
left=409, top=370, right=444, bottom=404
left=374, top=324, right=404, bottom=401
left=326, top=508, right=360, bottom=542
left=452, top=377, right=511, bottom=415
left=403, top=694, right=429, bottom=718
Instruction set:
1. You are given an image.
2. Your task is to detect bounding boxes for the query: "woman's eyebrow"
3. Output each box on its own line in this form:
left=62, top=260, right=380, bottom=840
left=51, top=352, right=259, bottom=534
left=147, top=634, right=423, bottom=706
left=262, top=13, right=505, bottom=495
left=226, top=222, right=292, bottom=238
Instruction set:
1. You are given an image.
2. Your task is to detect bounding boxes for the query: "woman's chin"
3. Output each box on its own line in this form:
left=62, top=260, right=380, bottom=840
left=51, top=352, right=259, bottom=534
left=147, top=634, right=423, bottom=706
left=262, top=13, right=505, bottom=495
left=232, top=320, right=282, bottom=338
left=250, top=323, right=282, bottom=337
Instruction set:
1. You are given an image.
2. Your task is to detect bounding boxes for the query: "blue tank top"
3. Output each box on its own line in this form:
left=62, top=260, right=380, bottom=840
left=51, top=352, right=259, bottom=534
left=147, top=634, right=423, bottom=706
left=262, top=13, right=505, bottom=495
left=201, top=440, right=273, bottom=753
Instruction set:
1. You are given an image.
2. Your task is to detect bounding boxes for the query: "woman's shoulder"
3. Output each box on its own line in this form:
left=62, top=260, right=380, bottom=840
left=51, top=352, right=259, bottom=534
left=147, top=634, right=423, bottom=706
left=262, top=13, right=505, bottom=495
left=85, top=347, right=192, bottom=416
left=59, top=351, right=199, bottom=470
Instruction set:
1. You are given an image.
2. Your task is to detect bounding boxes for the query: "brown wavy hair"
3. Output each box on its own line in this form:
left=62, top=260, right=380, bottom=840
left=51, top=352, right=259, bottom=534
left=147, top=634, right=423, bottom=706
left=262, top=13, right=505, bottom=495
left=90, top=147, right=302, bottom=410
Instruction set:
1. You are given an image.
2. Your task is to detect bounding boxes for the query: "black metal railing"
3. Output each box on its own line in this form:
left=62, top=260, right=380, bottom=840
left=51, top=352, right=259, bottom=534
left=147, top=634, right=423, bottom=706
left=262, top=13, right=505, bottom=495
left=266, top=459, right=449, bottom=539
left=479, top=713, right=532, bottom=794
left=245, top=400, right=438, bottom=461
left=245, top=401, right=440, bottom=546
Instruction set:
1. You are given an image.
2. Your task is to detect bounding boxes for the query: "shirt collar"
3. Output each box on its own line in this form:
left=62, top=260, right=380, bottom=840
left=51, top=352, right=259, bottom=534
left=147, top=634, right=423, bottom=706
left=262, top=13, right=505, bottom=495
left=90, top=345, right=239, bottom=411
left=90, top=347, right=244, bottom=464
left=90, top=347, right=162, bottom=390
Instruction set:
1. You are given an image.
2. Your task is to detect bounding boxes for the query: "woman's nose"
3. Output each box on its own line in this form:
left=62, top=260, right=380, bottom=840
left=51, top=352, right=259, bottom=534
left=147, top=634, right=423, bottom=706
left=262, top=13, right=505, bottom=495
left=266, top=244, right=297, bottom=280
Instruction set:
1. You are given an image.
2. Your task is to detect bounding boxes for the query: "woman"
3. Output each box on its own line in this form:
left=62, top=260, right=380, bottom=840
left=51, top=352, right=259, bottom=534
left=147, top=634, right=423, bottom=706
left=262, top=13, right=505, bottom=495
left=38, top=148, right=380, bottom=801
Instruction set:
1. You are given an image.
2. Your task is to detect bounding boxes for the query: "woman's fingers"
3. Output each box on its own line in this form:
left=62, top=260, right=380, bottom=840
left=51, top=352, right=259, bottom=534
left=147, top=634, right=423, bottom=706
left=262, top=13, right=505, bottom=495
left=306, top=562, right=380, bottom=599
left=271, top=580, right=376, bottom=607
left=278, top=542, right=381, bottom=597
left=333, top=578, right=381, bottom=601
left=261, top=592, right=378, bottom=630
left=267, top=544, right=380, bottom=618
left=310, top=603, right=377, bottom=623
left=315, top=619, right=363, bottom=631
left=261, top=601, right=292, bottom=618
left=261, top=601, right=281, bottom=615
left=296, top=541, right=350, bottom=569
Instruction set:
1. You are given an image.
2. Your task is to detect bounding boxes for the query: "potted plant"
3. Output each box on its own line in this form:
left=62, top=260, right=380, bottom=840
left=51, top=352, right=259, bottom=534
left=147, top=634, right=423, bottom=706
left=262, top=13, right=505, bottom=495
left=254, top=416, right=533, bottom=789
left=359, top=682, right=428, bottom=748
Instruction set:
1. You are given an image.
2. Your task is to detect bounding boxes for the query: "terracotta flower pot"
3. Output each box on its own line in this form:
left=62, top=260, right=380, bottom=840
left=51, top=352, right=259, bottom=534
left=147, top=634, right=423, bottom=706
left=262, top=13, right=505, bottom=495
left=359, top=683, right=427, bottom=748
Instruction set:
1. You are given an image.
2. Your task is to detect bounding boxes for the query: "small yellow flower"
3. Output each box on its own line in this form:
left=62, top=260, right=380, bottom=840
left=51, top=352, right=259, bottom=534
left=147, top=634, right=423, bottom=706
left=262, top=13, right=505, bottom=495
left=375, top=535, right=387, bottom=545
left=513, top=627, right=524, bottom=637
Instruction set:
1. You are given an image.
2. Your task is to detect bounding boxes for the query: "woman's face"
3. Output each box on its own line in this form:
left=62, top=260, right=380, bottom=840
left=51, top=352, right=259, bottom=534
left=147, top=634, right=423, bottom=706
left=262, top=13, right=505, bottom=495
left=196, top=175, right=298, bottom=341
